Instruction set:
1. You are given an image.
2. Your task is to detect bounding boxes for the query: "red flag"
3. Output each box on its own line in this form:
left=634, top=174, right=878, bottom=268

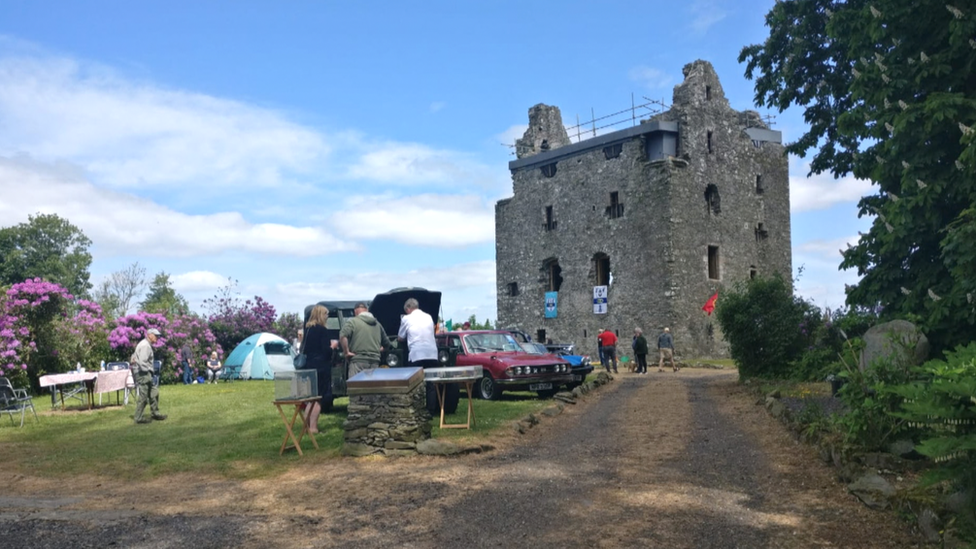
left=702, top=292, right=718, bottom=315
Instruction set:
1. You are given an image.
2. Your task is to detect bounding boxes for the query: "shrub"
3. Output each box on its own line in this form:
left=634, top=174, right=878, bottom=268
left=889, top=343, right=976, bottom=542
left=714, top=274, right=817, bottom=379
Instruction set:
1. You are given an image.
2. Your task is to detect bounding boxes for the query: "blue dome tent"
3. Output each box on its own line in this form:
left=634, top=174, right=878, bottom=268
left=224, top=333, right=296, bottom=380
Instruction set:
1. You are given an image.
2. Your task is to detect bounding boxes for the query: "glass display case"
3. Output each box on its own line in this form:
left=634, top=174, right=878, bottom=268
left=423, top=366, right=483, bottom=382
left=274, top=369, right=318, bottom=401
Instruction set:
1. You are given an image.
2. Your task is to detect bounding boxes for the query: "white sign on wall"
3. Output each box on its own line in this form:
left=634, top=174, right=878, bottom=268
left=593, top=285, right=608, bottom=314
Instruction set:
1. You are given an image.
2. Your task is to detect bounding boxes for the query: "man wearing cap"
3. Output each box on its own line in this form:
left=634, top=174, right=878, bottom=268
left=339, top=302, right=391, bottom=378
left=131, top=328, right=167, bottom=424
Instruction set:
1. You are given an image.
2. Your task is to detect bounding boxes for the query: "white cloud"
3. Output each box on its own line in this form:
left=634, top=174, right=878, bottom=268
left=795, top=234, right=863, bottom=263
left=0, top=49, right=329, bottom=190
left=628, top=66, right=673, bottom=90
left=344, top=141, right=503, bottom=191
left=688, top=1, right=729, bottom=35
left=331, top=194, right=495, bottom=247
left=171, top=271, right=228, bottom=292
left=0, top=155, right=356, bottom=258
left=790, top=157, right=873, bottom=212
left=497, top=124, right=527, bottom=150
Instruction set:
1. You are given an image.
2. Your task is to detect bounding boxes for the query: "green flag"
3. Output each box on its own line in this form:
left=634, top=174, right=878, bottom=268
left=446, top=319, right=453, bottom=331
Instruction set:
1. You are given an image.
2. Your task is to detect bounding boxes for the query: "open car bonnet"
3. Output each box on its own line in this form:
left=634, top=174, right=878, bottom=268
left=368, top=287, right=442, bottom=337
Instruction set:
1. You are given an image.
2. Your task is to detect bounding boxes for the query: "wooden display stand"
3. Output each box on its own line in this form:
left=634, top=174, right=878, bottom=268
left=273, top=396, right=321, bottom=456
left=432, top=378, right=477, bottom=430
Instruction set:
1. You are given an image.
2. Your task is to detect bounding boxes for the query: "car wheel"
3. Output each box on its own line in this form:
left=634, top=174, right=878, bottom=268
left=536, top=388, right=559, bottom=399
left=476, top=374, right=502, bottom=400
left=424, top=382, right=461, bottom=415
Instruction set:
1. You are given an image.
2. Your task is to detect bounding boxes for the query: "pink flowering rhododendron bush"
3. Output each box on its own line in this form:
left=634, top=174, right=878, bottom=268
left=108, top=312, right=221, bottom=385
left=0, top=278, right=85, bottom=388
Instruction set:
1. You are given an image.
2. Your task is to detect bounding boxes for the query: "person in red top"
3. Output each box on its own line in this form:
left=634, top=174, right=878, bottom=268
left=597, top=329, right=618, bottom=374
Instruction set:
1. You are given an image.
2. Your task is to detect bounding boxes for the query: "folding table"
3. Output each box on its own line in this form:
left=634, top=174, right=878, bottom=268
left=273, top=396, right=321, bottom=456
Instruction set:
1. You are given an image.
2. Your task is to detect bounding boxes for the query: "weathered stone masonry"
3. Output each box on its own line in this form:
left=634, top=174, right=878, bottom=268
left=495, top=60, right=791, bottom=358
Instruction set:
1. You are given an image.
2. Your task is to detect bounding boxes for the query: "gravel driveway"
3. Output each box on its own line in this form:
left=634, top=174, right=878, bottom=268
left=0, top=369, right=925, bottom=548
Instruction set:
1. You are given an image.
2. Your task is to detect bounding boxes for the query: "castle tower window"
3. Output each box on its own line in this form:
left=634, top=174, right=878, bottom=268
left=707, top=245, right=720, bottom=280
left=755, top=223, right=769, bottom=241
left=541, top=163, right=557, bottom=178
left=603, top=143, right=623, bottom=159
left=593, top=253, right=611, bottom=286
left=544, top=259, right=563, bottom=292
left=756, top=174, right=764, bottom=194
left=606, top=191, right=624, bottom=219
left=704, top=184, right=721, bottom=215
left=544, top=205, right=557, bottom=231
left=536, top=329, right=547, bottom=343
left=706, top=85, right=712, bottom=100
left=707, top=131, right=713, bottom=154
left=749, top=266, right=758, bottom=279
left=507, top=282, right=519, bottom=296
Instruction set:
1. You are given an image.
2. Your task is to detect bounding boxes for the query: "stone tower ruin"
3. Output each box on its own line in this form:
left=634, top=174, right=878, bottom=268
left=495, top=60, right=791, bottom=358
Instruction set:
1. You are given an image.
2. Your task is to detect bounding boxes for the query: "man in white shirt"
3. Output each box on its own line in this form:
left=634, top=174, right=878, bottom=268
left=397, top=298, right=439, bottom=367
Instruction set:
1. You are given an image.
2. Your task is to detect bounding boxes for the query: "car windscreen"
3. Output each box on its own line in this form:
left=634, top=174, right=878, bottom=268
left=519, top=342, right=548, bottom=355
left=464, top=333, right=521, bottom=353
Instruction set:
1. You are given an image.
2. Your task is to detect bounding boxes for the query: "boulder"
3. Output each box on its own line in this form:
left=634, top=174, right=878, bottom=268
left=416, top=439, right=461, bottom=456
left=859, top=320, right=930, bottom=371
left=848, top=472, right=896, bottom=510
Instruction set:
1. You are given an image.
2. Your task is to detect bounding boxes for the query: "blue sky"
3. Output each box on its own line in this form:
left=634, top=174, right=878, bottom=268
left=0, top=0, right=871, bottom=323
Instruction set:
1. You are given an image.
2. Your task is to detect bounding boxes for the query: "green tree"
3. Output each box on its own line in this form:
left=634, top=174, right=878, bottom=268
left=0, top=213, right=93, bottom=297
left=739, top=1, right=976, bottom=352
left=714, top=274, right=820, bottom=379
left=140, top=272, right=189, bottom=317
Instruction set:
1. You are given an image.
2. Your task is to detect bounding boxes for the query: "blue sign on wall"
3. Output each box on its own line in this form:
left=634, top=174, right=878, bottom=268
left=544, top=292, right=558, bottom=318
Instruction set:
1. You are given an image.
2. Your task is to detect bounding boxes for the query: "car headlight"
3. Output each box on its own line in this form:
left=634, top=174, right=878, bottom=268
left=582, top=356, right=590, bottom=366
left=387, top=354, right=399, bottom=367
left=516, top=366, right=524, bottom=375
left=438, top=349, right=449, bottom=363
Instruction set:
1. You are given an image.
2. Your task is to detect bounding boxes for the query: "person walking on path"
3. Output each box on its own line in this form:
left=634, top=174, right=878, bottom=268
left=340, top=302, right=391, bottom=378
left=633, top=328, right=649, bottom=374
left=597, top=328, right=618, bottom=373
left=303, top=304, right=335, bottom=434
left=180, top=342, right=194, bottom=384
left=131, top=328, right=167, bottom=424
left=398, top=298, right=439, bottom=368
left=657, top=327, right=676, bottom=372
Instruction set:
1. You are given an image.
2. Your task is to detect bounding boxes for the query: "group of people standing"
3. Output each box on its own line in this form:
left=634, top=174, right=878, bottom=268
left=298, top=298, right=438, bottom=434
left=597, top=327, right=676, bottom=375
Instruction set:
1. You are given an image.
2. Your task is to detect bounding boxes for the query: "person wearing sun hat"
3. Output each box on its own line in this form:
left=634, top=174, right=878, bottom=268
left=131, top=328, right=167, bottom=424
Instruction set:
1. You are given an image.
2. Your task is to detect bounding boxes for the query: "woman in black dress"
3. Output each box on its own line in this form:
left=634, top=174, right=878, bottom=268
left=302, top=304, right=333, bottom=434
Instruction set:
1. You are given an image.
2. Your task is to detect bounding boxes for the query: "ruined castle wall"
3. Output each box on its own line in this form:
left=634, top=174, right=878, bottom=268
left=497, top=60, right=791, bottom=359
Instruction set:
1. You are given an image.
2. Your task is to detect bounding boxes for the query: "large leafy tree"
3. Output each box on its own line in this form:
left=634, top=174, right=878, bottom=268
left=203, top=278, right=277, bottom=352
left=740, top=0, right=976, bottom=351
left=0, top=213, right=93, bottom=297
left=140, top=272, right=189, bottom=317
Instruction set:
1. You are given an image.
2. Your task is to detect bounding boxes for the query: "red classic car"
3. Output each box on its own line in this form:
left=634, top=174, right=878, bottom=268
left=435, top=330, right=574, bottom=400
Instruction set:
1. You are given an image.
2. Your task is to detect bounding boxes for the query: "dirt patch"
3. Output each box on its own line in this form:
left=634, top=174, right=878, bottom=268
left=1, top=369, right=929, bottom=548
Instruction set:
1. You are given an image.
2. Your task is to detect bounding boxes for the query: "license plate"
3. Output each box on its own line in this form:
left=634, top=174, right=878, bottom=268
left=530, top=383, right=552, bottom=391
left=572, top=375, right=582, bottom=381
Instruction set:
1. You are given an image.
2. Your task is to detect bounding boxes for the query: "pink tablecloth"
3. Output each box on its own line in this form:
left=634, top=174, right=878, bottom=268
left=38, top=372, right=97, bottom=388
left=93, top=369, right=134, bottom=394
left=38, top=370, right=133, bottom=393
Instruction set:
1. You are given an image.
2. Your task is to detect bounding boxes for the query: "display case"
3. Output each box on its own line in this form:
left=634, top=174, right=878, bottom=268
left=274, top=369, right=318, bottom=401
left=346, top=367, right=424, bottom=395
left=423, top=366, right=483, bottom=382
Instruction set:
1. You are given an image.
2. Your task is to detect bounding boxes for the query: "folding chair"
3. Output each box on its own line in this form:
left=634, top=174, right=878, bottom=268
left=0, top=378, right=38, bottom=427
left=98, top=362, right=132, bottom=406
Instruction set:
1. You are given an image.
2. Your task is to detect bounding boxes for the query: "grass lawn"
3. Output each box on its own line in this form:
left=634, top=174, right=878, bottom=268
left=0, top=381, right=557, bottom=480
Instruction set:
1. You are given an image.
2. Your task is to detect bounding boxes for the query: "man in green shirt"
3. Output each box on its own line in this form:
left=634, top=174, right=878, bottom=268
left=339, top=303, right=391, bottom=378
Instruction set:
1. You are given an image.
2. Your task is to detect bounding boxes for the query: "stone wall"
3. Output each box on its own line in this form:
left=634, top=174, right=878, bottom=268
left=496, top=60, right=791, bottom=359
left=342, top=382, right=432, bottom=457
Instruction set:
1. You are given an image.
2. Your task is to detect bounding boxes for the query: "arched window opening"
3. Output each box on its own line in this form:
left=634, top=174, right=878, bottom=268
left=543, top=258, right=563, bottom=292
left=704, top=184, right=721, bottom=215
left=593, top=253, right=611, bottom=286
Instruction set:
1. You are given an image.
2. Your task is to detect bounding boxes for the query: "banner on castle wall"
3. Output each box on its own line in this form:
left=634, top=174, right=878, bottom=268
left=593, top=286, right=608, bottom=315
left=544, top=292, right=558, bottom=318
